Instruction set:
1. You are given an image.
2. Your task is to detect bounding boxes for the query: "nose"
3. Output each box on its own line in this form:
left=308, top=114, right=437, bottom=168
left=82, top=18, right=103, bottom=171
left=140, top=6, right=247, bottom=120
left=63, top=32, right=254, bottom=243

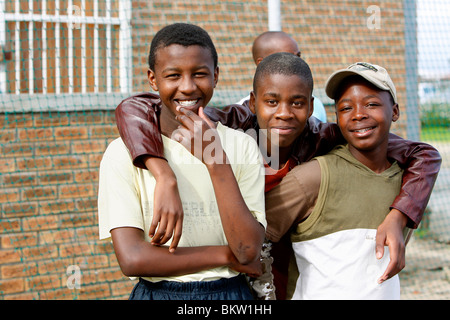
left=352, top=105, right=369, bottom=121
left=179, top=75, right=197, bottom=94
left=274, top=102, right=293, bottom=120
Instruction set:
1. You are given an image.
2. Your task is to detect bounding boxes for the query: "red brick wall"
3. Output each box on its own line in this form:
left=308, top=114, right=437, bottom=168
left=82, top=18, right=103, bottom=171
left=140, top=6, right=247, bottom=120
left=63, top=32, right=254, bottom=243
left=0, top=111, right=134, bottom=299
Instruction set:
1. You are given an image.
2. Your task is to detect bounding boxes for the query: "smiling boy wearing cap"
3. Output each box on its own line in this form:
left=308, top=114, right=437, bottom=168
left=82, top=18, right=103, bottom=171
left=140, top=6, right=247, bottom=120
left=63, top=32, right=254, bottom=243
left=264, top=62, right=439, bottom=299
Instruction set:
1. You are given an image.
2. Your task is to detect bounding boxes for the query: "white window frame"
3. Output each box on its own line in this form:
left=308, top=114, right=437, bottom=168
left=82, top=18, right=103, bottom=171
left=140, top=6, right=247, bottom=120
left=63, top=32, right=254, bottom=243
left=0, top=0, right=132, bottom=96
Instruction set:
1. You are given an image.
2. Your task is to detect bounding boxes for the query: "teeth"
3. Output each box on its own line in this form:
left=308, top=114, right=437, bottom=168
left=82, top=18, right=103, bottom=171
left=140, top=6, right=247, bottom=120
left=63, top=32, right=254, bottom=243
left=178, top=100, right=197, bottom=107
left=354, top=127, right=373, bottom=133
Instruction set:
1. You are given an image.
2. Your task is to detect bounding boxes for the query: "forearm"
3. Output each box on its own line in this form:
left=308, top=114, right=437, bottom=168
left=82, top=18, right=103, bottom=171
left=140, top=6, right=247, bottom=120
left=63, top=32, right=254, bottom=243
left=111, top=227, right=231, bottom=277
left=387, top=135, right=442, bottom=228
left=115, top=94, right=165, bottom=169
left=207, top=159, right=265, bottom=265
left=144, top=156, right=176, bottom=183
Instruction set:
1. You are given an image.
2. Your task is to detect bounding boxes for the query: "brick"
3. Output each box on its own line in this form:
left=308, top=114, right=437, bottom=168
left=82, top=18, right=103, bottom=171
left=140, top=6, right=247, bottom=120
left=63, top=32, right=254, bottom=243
left=38, top=200, right=76, bottom=215
left=37, top=257, right=74, bottom=275
left=0, top=113, right=33, bottom=128
left=59, top=184, right=96, bottom=199
left=35, top=142, right=71, bottom=156
left=0, top=129, right=16, bottom=143
left=82, top=268, right=124, bottom=285
left=54, top=127, right=88, bottom=140
left=73, top=169, right=98, bottom=183
left=74, top=254, right=110, bottom=270
left=2, top=142, right=33, bottom=157
left=39, top=171, right=73, bottom=185
left=0, top=249, right=22, bottom=264
left=90, top=125, right=119, bottom=138
left=59, top=243, right=92, bottom=258
left=0, top=219, right=21, bottom=233
left=2, top=172, right=37, bottom=187
left=69, top=111, right=103, bottom=125
left=20, top=244, right=59, bottom=261
left=51, top=155, right=89, bottom=170
left=16, top=156, right=52, bottom=171
left=38, top=287, right=77, bottom=300
left=1, top=231, right=38, bottom=248
left=0, top=189, right=21, bottom=204
left=76, top=226, right=99, bottom=242
left=75, top=198, right=97, bottom=212
left=0, top=278, right=25, bottom=294
left=39, top=229, right=75, bottom=245
left=78, top=283, right=111, bottom=299
left=1, top=262, right=38, bottom=278
left=26, top=274, right=61, bottom=291
left=2, top=202, right=38, bottom=217
left=60, top=212, right=96, bottom=229
left=33, top=112, right=70, bottom=127
left=22, top=215, right=59, bottom=232
left=2, top=291, right=39, bottom=300
left=21, top=186, right=57, bottom=201
left=72, top=140, right=106, bottom=154
left=0, top=158, right=16, bottom=173
left=17, top=128, right=53, bottom=141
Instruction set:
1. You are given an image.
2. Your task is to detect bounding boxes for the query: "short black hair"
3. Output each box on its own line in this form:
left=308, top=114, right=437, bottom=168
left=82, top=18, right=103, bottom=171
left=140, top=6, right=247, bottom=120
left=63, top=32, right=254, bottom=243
left=253, top=52, right=313, bottom=94
left=148, top=23, right=218, bottom=71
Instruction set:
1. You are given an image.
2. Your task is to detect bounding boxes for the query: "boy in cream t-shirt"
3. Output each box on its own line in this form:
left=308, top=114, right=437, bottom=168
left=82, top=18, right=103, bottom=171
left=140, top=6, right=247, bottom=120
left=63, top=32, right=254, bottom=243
left=98, top=23, right=266, bottom=300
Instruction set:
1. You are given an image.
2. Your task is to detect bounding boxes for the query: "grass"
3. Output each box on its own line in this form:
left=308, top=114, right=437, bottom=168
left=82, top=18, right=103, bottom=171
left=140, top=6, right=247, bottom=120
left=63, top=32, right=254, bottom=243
left=420, top=126, right=450, bottom=142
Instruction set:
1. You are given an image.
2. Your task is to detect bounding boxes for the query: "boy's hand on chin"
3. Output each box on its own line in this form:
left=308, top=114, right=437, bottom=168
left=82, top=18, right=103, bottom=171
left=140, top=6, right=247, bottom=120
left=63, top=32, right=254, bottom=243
left=173, top=107, right=225, bottom=165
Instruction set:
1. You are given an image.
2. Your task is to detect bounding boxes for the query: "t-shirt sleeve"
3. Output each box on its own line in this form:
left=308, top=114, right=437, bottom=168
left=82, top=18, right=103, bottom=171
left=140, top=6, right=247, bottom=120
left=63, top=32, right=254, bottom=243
left=264, top=160, right=321, bottom=242
left=97, top=139, right=145, bottom=240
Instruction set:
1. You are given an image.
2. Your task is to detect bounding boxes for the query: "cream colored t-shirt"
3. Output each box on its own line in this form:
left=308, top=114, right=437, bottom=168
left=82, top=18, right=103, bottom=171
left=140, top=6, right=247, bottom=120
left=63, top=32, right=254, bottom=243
left=98, top=122, right=266, bottom=283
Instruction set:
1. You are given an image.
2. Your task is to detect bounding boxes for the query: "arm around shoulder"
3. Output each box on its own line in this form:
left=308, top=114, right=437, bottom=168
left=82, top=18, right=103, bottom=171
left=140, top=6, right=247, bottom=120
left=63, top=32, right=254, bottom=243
left=387, top=134, right=442, bottom=228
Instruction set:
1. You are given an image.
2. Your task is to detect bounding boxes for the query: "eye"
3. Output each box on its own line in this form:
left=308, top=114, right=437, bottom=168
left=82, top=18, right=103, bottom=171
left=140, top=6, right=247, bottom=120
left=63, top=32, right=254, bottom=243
left=263, top=99, right=277, bottom=106
left=338, top=105, right=352, bottom=112
left=366, top=102, right=381, bottom=108
left=292, top=100, right=304, bottom=108
left=194, top=72, right=208, bottom=77
left=166, top=73, right=180, bottom=79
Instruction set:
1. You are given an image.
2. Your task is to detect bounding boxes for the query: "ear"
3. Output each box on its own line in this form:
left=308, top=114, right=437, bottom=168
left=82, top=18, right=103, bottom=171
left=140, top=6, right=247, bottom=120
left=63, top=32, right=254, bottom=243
left=147, top=68, right=158, bottom=91
left=392, top=103, right=400, bottom=122
left=255, top=57, right=264, bottom=65
left=213, top=66, right=220, bottom=88
left=308, top=96, right=315, bottom=118
left=249, top=91, right=257, bottom=115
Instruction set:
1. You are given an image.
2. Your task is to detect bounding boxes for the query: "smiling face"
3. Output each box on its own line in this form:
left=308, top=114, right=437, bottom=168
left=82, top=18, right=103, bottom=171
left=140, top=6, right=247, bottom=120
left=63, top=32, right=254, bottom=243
left=250, top=73, right=313, bottom=157
left=148, top=44, right=219, bottom=117
left=335, top=77, right=399, bottom=162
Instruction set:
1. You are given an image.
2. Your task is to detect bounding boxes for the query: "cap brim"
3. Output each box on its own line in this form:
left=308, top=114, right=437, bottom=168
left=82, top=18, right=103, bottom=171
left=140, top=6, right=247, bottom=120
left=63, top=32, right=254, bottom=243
left=325, top=69, right=391, bottom=101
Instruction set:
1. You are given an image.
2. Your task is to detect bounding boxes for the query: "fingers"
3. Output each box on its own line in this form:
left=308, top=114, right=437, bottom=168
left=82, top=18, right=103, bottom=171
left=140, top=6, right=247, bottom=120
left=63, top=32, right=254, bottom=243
left=169, top=217, right=184, bottom=253
left=198, top=107, right=215, bottom=128
left=377, top=246, right=405, bottom=284
left=148, top=212, right=161, bottom=239
left=375, top=229, right=386, bottom=260
left=375, top=231, right=405, bottom=284
left=150, top=214, right=168, bottom=246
